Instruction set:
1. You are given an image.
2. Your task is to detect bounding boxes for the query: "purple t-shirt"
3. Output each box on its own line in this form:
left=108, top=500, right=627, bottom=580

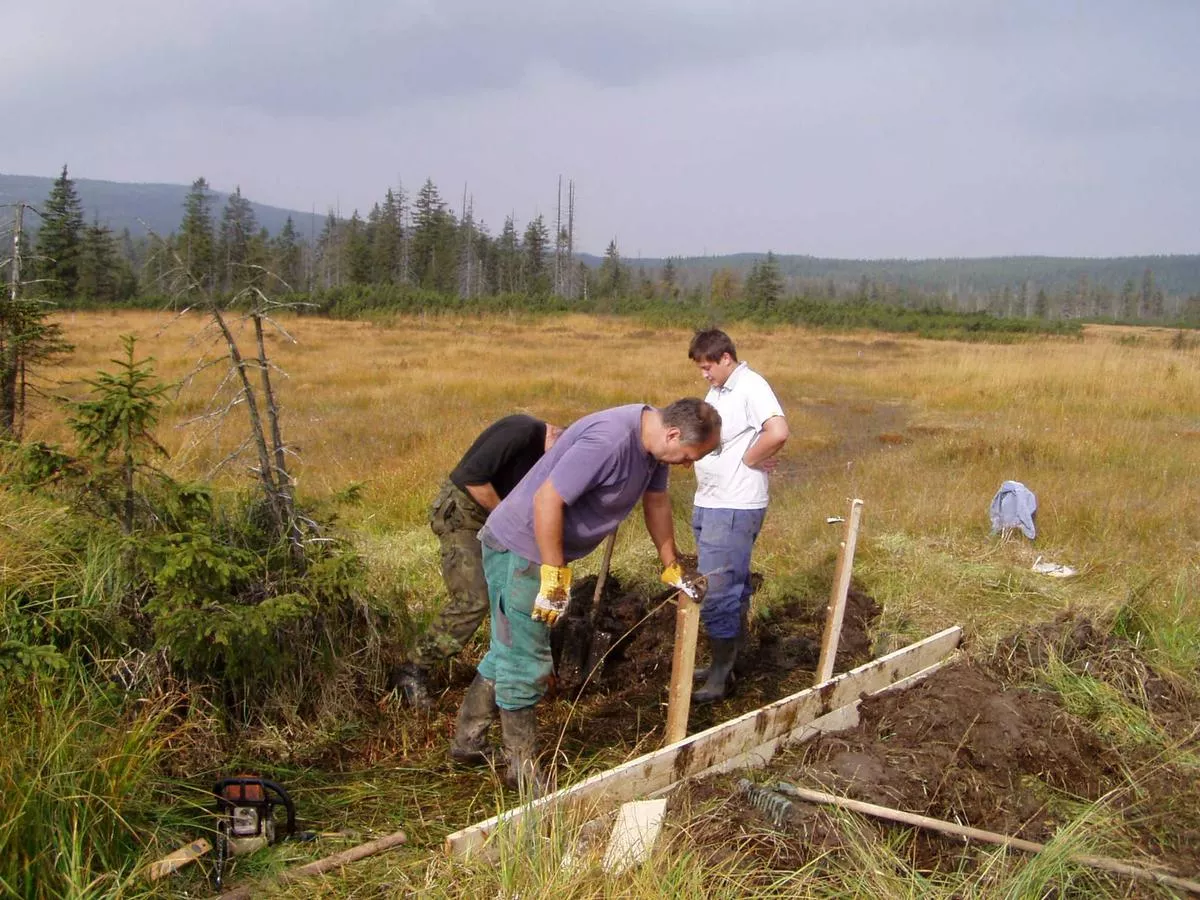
left=483, top=404, right=669, bottom=563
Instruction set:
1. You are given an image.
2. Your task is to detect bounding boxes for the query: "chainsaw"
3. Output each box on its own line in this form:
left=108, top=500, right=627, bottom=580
left=211, top=775, right=297, bottom=889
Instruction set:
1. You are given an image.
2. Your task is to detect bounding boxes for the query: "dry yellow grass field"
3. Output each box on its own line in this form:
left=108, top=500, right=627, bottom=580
left=30, top=310, right=1200, bottom=654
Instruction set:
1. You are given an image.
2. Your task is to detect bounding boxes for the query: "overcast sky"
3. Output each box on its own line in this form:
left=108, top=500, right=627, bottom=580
left=4, top=0, right=1198, bottom=258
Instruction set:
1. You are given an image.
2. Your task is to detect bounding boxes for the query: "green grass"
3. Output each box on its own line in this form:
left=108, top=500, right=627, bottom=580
left=0, top=675, right=177, bottom=899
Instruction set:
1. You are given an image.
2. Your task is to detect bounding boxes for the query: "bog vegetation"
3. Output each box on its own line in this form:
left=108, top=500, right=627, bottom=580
left=1, top=304, right=1197, bottom=897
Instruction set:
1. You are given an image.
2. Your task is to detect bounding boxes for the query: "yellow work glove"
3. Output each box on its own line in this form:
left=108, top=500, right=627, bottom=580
left=661, top=560, right=699, bottom=599
left=532, top=564, right=573, bottom=625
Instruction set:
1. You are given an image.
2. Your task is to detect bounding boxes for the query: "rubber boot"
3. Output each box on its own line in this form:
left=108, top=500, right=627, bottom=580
left=499, top=706, right=551, bottom=797
left=695, top=607, right=751, bottom=682
left=392, top=662, right=433, bottom=709
left=450, top=674, right=499, bottom=765
left=692, top=637, right=738, bottom=704
left=733, top=603, right=753, bottom=677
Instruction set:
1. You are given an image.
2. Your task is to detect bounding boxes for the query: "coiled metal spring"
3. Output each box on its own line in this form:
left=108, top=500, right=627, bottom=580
left=736, top=778, right=796, bottom=829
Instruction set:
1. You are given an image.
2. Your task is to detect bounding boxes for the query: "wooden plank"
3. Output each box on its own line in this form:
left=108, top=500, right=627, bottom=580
left=663, top=596, right=701, bottom=744
left=601, top=799, right=667, bottom=874
left=698, top=702, right=861, bottom=777
left=445, top=626, right=962, bottom=858
left=700, top=654, right=957, bottom=777
left=144, top=838, right=211, bottom=881
left=815, top=499, right=864, bottom=683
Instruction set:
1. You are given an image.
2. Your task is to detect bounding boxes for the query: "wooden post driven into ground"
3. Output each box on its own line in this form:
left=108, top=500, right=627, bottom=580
left=663, top=592, right=702, bottom=744
left=815, top=499, right=864, bottom=683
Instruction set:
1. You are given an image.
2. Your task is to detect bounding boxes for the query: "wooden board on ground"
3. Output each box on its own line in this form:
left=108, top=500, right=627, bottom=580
left=445, top=626, right=962, bottom=858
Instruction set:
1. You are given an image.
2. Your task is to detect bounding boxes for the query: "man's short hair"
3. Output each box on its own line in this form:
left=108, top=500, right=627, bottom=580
left=688, top=329, right=738, bottom=363
left=662, top=398, right=722, bottom=446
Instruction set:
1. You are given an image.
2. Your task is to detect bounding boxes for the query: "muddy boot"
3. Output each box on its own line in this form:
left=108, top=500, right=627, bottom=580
left=449, top=674, right=499, bottom=765
left=693, top=637, right=737, bottom=704
left=695, top=610, right=751, bottom=682
left=391, top=662, right=433, bottom=709
left=733, top=604, right=753, bottom=677
left=499, top=706, right=551, bottom=797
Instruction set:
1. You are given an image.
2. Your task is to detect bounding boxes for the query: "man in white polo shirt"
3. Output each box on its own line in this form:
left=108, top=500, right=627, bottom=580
left=688, top=329, right=790, bottom=703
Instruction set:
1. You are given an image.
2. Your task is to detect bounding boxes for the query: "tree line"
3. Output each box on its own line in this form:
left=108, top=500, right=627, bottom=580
left=7, top=165, right=1200, bottom=339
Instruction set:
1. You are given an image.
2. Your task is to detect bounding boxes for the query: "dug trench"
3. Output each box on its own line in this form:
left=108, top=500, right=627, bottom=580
left=543, top=571, right=882, bottom=755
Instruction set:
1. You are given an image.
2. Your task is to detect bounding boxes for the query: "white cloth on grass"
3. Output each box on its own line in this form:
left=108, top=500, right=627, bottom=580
left=989, top=480, right=1037, bottom=539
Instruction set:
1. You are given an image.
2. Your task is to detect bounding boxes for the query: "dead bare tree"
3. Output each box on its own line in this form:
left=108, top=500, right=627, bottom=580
left=148, top=232, right=306, bottom=564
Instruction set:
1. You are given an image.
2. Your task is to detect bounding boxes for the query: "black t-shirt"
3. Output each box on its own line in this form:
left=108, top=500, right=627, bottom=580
left=449, top=414, right=548, bottom=501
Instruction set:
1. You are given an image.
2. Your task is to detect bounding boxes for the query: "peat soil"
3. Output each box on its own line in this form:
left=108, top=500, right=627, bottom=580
left=672, top=613, right=1200, bottom=886
left=544, top=572, right=881, bottom=757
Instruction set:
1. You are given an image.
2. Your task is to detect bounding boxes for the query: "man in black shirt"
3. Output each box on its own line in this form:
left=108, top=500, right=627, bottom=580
left=393, top=414, right=562, bottom=711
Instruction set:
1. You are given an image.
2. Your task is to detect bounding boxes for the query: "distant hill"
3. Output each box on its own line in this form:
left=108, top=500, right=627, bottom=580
left=0, top=173, right=317, bottom=239
left=609, top=252, right=1200, bottom=298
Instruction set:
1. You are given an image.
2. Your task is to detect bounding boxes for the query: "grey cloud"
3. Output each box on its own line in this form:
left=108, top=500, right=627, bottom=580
left=8, top=0, right=1052, bottom=121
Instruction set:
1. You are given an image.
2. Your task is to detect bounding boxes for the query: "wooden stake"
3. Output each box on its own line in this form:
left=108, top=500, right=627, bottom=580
left=772, top=783, right=1200, bottom=896
left=664, top=592, right=702, bottom=744
left=216, top=829, right=407, bottom=900
left=815, top=499, right=864, bottom=683
left=144, top=838, right=211, bottom=881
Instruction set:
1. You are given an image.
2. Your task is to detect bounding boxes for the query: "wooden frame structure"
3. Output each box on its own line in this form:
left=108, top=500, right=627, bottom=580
left=445, top=626, right=962, bottom=858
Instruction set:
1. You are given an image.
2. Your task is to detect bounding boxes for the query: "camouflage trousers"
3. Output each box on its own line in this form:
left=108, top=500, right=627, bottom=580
left=413, top=480, right=492, bottom=667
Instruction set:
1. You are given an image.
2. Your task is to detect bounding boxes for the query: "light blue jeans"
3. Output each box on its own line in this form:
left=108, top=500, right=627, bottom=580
left=476, top=545, right=554, bottom=710
left=692, top=506, right=766, bottom=640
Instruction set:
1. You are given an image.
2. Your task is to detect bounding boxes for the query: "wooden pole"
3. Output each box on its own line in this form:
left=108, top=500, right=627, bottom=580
left=815, top=499, right=864, bottom=683
left=216, top=829, right=407, bottom=900
left=772, top=783, right=1200, bottom=896
left=664, top=592, right=701, bottom=744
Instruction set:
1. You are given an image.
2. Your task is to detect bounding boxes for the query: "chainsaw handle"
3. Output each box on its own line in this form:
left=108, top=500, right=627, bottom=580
left=213, top=777, right=297, bottom=838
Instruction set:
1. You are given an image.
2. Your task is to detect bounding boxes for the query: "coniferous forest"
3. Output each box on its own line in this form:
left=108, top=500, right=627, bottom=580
left=5, top=166, right=1200, bottom=349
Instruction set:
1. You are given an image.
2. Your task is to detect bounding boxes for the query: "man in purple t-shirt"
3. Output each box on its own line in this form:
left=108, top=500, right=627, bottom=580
left=449, top=398, right=721, bottom=792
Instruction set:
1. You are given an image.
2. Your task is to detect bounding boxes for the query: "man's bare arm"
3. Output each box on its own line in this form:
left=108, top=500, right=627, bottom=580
left=532, top=479, right=567, bottom=566
left=642, top=490, right=679, bottom=568
left=743, top=415, right=790, bottom=471
left=464, top=482, right=502, bottom=511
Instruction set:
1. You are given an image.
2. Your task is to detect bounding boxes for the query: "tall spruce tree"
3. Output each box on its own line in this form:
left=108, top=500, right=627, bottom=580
left=76, top=220, right=122, bottom=304
left=598, top=239, right=626, bottom=298
left=34, top=165, right=85, bottom=300
left=180, top=177, right=216, bottom=293
left=523, top=215, right=550, bottom=294
left=496, top=216, right=520, bottom=294
left=217, top=186, right=258, bottom=292
left=272, top=216, right=303, bottom=291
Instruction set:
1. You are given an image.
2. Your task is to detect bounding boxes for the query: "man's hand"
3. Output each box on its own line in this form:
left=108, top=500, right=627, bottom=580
left=532, top=564, right=573, bottom=625
left=747, top=455, right=779, bottom=473
left=660, top=560, right=700, bottom=599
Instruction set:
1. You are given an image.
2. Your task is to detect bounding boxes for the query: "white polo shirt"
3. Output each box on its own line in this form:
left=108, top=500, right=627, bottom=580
left=693, top=361, right=785, bottom=510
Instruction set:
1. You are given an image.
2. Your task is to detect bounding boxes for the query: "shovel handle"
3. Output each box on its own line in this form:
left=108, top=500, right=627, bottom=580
left=591, top=530, right=618, bottom=622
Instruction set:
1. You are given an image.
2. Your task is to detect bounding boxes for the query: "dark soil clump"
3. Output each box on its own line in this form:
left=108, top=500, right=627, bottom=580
left=674, top=615, right=1200, bottom=884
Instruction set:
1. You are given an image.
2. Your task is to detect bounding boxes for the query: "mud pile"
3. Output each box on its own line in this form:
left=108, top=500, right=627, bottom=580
left=677, top=613, right=1200, bottom=881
